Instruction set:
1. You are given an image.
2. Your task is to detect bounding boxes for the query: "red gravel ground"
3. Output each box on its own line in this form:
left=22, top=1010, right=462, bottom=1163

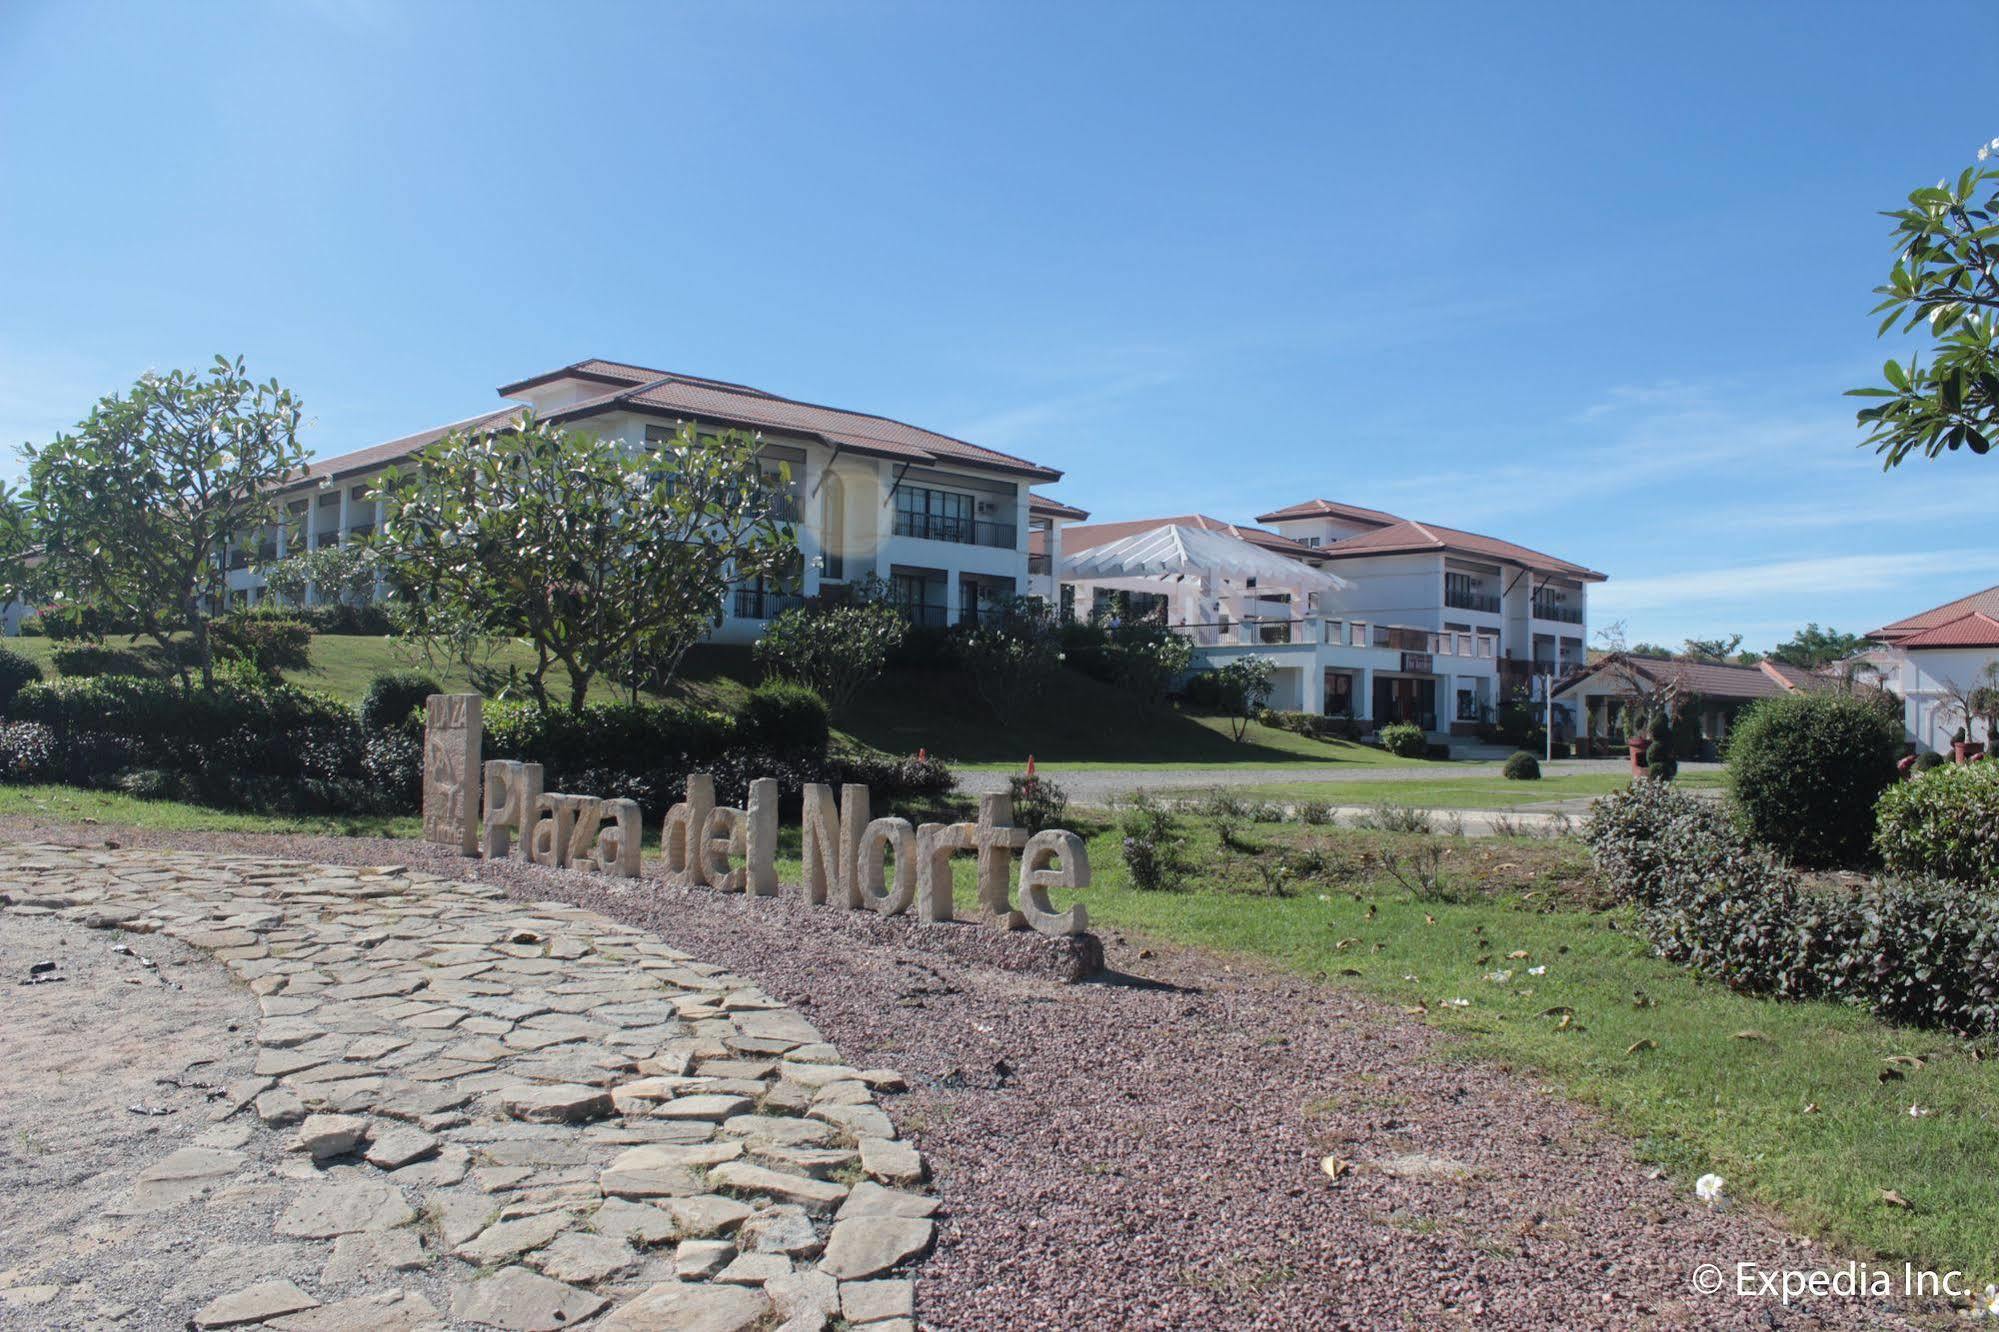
left=6, top=817, right=1928, bottom=1331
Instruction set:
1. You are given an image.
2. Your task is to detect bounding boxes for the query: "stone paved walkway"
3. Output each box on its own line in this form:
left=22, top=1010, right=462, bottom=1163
left=0, top=844, right=933, bottom=1331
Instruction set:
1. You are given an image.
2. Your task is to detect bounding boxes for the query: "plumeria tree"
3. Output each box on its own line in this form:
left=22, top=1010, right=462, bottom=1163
left=753, top=575, right=908, bottom=717
left=257, top=542, right=378, bottom=607
left=23, top=357, right=306, bottom=688
left=1214, top=654, right=1277, bottom=741
left=372, top=413, right=794, bottom=712
left=1848, top=139, right=1999, bottom=464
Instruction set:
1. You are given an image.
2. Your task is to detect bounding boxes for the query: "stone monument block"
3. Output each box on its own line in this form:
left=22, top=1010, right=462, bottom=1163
left=481, top=760, right=543, bottom=861
left=857, top=817, right=918, bottom=915
left=1019, top=829, right=1090, bottom=937
left=422, top=694, right=482, bottom=855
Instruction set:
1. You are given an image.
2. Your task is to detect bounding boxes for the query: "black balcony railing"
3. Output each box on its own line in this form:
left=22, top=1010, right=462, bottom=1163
left=1533, top=602, right=1583, bottom=624
left=892, top=513, right=1017, bottom=549
left=733, top=588, right=805, bottom=620
left=1445, top=589, right=1501, bottom=613
left=897, top=602, right=948, bottom=629
left=1027, top=553, right=1050, bottom=575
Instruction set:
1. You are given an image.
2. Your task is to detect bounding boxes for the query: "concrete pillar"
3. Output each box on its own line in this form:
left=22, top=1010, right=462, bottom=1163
left=1353, top=668, right=1371, bottom=722
left=1302, top=661, right=1327, bottom=715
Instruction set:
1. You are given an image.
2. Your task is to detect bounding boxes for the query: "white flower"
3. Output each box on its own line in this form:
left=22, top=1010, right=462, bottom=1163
left=1528, top=965, right=1547, bottom=976
left=1443, top=997, right=1470, bottom=1008
left=1977, top=1283, right=1999, bottom=1318
left=1908, top=1102, right=1932, bottom=1119
left=1695, top=1173, right=1726, bottom=1205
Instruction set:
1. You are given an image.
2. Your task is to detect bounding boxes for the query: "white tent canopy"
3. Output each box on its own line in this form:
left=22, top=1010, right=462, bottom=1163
left=1058, top=522, right=1348, bottom=594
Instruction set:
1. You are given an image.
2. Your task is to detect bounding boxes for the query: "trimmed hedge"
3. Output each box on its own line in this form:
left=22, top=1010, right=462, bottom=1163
left=1876, top=761, right=1999, bottom=886
left=361, top=670, right=441, bottom=734
left=1377, top=722, right=1427, bottom=758
left=1724, top=691, right=1903, bottom=867
left=0, top=647, right=42, bottom=715
left=51, top=644, right=165, bottom=679
left=1586, top=780, right=1999, bottom=1033
left=737, top=681, right=830, bottom=757
left=1502, top=750, right=1541, bottom=780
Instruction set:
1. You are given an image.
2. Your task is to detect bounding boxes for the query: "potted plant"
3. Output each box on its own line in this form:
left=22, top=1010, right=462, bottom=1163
left=1952, top=724, right=1978, bottom=764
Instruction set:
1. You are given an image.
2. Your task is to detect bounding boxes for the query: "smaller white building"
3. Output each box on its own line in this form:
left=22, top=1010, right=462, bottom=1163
left=1863, top=585, right=1999, bottom=754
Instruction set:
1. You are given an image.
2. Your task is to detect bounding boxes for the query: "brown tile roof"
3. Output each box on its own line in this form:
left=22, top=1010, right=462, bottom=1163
left=1254, top=497, right=1406, bottom=526
left=1029, top=493, right=1090, bottom=522
left=1301, top=518, right=1606, bottom=581
left=1058, top=514, right=1322, bottom=561
left=287, top=360, right=1063, bottom=492
left=1555, top=653, right=1812, bottom=701
left=1895, top=611, right=1999, bottom=649
left=1870, top=584, right=1999, bottom=642
left=279, top=406, right=525, bottom=492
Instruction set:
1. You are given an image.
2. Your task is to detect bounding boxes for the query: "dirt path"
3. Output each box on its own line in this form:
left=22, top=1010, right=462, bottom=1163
left=0, top=816, right=1924, bottom=1330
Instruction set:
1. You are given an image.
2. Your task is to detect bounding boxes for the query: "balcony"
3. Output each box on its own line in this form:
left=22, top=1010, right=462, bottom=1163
left=1533, top=601, right=1583, bottom=624
left=1444, top=588, right=1501, bottom=614
left=732, top=588, right=805, bottom=620
left=1027, top=553, right=1050, bottom=576
left=892, top=512, right=1017, bottom=550
left=897, top=602, right=948, bottom=629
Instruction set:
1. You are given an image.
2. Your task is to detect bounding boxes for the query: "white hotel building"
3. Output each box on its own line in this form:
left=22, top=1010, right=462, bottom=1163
left=220, top=358, right=1079, bottom=639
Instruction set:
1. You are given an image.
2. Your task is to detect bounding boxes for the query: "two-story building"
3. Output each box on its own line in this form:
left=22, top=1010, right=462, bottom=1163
left=1053, top=498, right=1605, bottom=736
left=218, top=359, right=1085, bottom=642
left=1860, top=583, right=1999, bottom=754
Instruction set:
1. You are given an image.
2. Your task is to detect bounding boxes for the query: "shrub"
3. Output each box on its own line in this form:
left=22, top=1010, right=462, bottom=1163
left=1876, top=762, right=1999, bottom=885
left=1353, top=801, right=1432, bottom=834
left=754, top=594, right=907, bottom=716
left=211, top=615, right=313, bottom=676
left=1181, top=670, right=1225, bottom=710
left=1643, top=739, right=1677, bottom=781
left=51, top=643, right=163, bottom=679
left=0, top=721, right=60, bottom=783
left=1296, top=800, right=1335, bottom=825
left=1377, top=722, right=1427, bottom=758
left=361, top=732, right=424, bottom=811
left=360, top=670, right=442, bottom=734
left=736, top=681, right=830, bottom=757
left=1008, top=771, right=1069, bottom=833
left=1913, top=749, right=1950, bottom=773
left=1118, top=791, right=1187, bottom=892
left=483, top=699, right=734, bottom=777
left=1585, top=781, right=1999, bottom=1033
left=958, top=597, right=1062, bottom=722
left=1502, top=750, right=1541, bottom=781
left=0, top=647, right=42, bottom=715
left=1725, top=691, right=1904, bottom=867
left=1211, top=656, right=1278, bottom=741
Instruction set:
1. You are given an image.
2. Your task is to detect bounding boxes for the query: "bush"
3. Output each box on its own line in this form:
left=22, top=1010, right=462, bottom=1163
left=1118, top=792, right=1187, bottom=892
left=0, top=721, right=60, bottom=783
left=51, top=643, right=164, bottom=679
left=483, top=699, right=734, bottom=778
left=361, top=731, right=424, bottom=811
left=1502, top=750, right=1541, bottom=780
left=737, top=681, right=830, bottom=756
left=1643, top=739, right=1677, bottom=781
left=754, top=595, right=907, bottom=715
left=1725, top=691, right=1904, bottom=867
left=360, top=670, right=441, bottom=734
left=0, top=646, right=43, bottom=715
left=1377, top=722, right=1427, bottom=758
left=1876, top=761, right=1999, bottom=885
left=1585, top=781, right=1999, bottom=1033
left=212, top=615, right=313, bottom=676
left=1913, top=749, right=1950, bottom=773
left=1008, top=771, right=1069, bottom=833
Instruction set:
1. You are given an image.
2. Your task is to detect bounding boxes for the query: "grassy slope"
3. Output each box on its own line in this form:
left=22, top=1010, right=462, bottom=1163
left=0, top=784, right=419, bottom=837
left=9, top=634, right=1433, bottom=771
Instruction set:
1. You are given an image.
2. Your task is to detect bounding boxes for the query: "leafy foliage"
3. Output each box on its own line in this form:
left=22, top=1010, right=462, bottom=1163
left=0, top=721, right=60, bottom=783
left=1848, top=145, right=1999, bottom=464
left=1211, top=654, right=1278, bottom=742
left=211, top=616, right=313, bottom=678
left=1876, top=761, right=1999, bottom=886
left=958, top=596, right=1062, bottom=721
left=359, top=670, right=441, bottom=734
left=1724, top=690, right=1904, bottom=867
left=753, top=580, right=908, bottom=717
left=374, top=413, right=794, bottom=711
left=1118, top=791, right=1188, bottom=892
left=1376, top=721, right=1427, bottom=758
left=23, top=356, right=306, bottom=688
left=257, top=543, right=379, bottom=608
left=0, top=647, right=42, bottom=716
left=1008, top=771, right=1070, bottom=834
left=1060, top=618, right=1194, bottom=712
left=1586, top=780, right=1999, bottom=1033
left=1769, top=623, right=1870, bottom=671
left=736, top=681, right=831, bottom=756
left=1502, top=750, right=1541, bottom=780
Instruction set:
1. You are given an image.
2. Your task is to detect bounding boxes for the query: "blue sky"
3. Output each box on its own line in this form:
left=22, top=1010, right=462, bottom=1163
left=2, top=0, right=1994, bottom=650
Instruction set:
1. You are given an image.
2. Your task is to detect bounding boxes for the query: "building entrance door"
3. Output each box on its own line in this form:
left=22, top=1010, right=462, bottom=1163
left=1372, top=676, right=1437, bottom=730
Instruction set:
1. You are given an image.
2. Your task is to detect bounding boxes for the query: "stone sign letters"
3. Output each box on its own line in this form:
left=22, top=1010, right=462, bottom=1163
left=424, top=695, right=1090, bottom=938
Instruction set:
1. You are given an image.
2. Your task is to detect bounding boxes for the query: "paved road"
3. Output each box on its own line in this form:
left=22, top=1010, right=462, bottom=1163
left=957, top=758, right=1723, bottom=805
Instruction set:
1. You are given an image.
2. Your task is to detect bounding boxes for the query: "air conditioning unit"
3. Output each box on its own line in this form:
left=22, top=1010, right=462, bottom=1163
left=976, top=500, right=997, bottom=515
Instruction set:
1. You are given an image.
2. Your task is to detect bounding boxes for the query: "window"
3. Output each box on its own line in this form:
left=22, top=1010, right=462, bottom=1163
left=893, top=485, right=973, bottom=543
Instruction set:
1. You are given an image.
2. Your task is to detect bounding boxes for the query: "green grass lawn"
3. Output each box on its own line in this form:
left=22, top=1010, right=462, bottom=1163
left=0, top=784, right=419, bottom=838
left=1163, top=770, right=1727, bottom=810
left=1036, top=816, right=1999, bottom=1283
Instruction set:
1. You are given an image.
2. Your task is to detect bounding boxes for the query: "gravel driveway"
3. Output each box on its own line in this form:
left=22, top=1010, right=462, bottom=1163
left=0, top=816, right=1916, bottom=1330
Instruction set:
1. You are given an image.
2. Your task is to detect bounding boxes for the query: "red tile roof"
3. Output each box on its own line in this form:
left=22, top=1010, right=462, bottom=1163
left=1554, top=653, right=1804, bottom=701
left=1058, top=514, right=1322, bottom=561
left=1870, top=584, right=1999, bottom=642
left=1894, top=611, right=1999, bottom=649
left=1029, top=493, right=1090, bottom=522
left=287, top=360, right=1062, bottom=491
left=1301, top=518, right=1606, bottom=581
left=1254, top=497, right=1405, bottom=526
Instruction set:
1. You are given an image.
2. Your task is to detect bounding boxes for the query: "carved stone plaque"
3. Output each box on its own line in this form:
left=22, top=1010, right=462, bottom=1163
left=421, top=694, right=482, bottom=855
